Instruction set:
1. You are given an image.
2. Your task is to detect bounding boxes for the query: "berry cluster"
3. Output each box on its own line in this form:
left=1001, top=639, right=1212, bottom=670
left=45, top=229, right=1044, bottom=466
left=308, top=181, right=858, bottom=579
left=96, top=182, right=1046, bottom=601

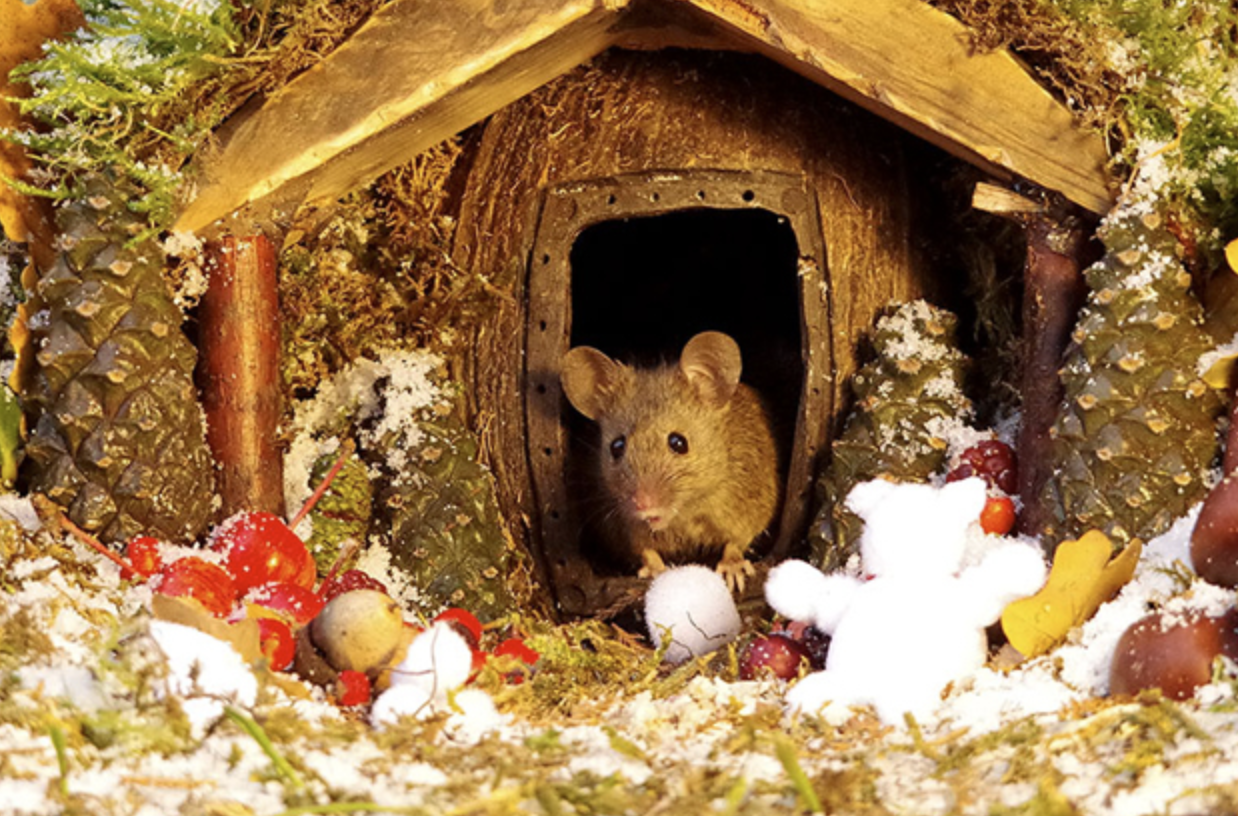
left=947, top=439, right=1018, bottom=536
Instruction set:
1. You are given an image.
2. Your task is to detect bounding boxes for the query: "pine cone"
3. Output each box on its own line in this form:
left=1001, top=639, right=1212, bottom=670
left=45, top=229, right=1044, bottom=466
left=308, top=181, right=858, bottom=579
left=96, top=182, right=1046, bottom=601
left=364, top=380, right=526, bottom=619
left=305, top=450, right=372, bottom=573
left=1041, top=207, right=1223, bottom=551
left=807, top=300, right=973, bottom=570
left=23, top=176, right=216, bottom=544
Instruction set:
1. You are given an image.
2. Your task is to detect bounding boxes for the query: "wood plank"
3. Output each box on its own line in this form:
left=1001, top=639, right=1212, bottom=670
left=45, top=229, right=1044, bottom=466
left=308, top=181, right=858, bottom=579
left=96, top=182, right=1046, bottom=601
left=686, top=0, right=1114, bottom=214
left=174, top=0, right=626, bottom=233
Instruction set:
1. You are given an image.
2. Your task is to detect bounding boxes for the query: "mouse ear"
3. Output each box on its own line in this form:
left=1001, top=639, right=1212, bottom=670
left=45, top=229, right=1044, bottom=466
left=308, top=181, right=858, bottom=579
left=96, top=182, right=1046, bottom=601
left=679, top=332, right=742, bottom=407
left=561, top=346, right=628, bottom=420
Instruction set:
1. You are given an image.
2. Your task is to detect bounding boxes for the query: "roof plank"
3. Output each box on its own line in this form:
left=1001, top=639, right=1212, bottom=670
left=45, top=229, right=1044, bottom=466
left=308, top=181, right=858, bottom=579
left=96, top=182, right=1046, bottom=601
left=175, top=0, right=625, bottom=232
left=176, top=0, right=1114, bottom=232
left=688, top=0, right=1113, bottom=213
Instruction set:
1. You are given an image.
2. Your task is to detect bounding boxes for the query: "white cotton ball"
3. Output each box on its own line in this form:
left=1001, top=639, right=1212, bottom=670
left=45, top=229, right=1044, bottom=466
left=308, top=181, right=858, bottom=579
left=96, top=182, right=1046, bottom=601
left=370, top=683, right=434, bottom=727
left=389, top=621, right=474, bottom=695
left=644, top=565, right=741, bottom=664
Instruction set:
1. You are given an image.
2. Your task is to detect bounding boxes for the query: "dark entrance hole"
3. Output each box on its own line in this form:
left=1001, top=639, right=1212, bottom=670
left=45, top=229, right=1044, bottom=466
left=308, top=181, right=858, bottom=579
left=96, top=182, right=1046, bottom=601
left=565, top=207, right=804, bottom=573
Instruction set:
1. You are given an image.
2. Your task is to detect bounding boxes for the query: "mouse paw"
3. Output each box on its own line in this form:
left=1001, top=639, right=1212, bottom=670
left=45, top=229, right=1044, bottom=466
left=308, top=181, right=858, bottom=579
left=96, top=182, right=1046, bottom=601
left=716, top=545, right=755, bottom=593
left=638, top=549, right=668, bottom=580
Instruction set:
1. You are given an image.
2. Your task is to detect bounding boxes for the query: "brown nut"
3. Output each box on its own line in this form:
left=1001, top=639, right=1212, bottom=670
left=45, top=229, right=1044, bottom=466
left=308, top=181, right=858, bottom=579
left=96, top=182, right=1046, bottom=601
left=1109, top=607, right=1238, bottom=700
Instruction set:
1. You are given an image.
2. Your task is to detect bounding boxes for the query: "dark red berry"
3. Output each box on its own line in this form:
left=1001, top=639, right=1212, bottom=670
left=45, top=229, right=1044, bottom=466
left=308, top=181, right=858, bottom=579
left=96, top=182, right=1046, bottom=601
left=798, top=625, right=831, bottom=671
left=739, top=634, right=809, bottom=681
left=947, top=440, right=1017, bottom=495
left=318, top=569, right=388, bottom=603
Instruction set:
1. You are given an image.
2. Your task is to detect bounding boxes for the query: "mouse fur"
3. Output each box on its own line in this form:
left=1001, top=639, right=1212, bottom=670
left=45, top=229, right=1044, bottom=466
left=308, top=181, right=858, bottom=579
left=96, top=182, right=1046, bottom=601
left=560, top=331, right=782, bottom=590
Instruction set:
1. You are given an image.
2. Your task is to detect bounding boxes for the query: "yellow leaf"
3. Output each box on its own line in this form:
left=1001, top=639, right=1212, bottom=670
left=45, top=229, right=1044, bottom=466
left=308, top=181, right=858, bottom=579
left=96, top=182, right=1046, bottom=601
left=1227, top=238, right=1238, bottom=276
left=1001, top=531, right=1141, bottom=658
left=1201, top=352, right=1238, bottom=390
left=150, top=592, right=263, bottom=663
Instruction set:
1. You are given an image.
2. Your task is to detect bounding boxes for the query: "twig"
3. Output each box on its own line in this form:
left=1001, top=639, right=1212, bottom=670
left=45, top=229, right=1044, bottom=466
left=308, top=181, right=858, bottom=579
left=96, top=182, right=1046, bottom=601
left=58, top=515, right=131, bottom=573
left=317, top=537, right=362, bottom=591
left=288, top=439, right=357, bottom=530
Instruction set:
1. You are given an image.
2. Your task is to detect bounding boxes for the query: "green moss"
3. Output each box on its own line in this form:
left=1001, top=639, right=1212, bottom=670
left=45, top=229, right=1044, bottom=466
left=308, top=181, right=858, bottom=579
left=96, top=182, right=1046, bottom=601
left=7, top=0, right=242, bottom=234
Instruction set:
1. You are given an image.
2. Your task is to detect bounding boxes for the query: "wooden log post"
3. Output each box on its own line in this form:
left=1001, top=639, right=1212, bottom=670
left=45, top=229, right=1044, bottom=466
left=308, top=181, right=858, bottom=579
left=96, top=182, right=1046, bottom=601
left=973, top=183, right=1089, bottom=538
left=200, top=235, right=285, bottom=518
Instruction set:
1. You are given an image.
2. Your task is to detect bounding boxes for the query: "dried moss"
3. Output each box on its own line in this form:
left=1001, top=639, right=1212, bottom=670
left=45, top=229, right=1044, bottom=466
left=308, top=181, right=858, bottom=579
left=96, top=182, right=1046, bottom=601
left=279, top=139, right=472, bottom=400
left=931, top=0, right=1238, bottom=256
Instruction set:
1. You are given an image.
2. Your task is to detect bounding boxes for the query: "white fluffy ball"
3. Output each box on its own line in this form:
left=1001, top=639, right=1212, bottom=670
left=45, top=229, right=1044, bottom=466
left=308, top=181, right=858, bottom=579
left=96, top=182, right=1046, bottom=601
left=389, top=621, right=474, bottom=695
left=644, top=565, right=741, bottom=664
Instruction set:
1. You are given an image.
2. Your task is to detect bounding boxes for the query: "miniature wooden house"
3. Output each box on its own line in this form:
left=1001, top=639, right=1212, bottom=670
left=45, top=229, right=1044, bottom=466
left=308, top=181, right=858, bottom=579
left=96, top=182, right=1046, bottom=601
left=177, top=0, right=1113, bottom=616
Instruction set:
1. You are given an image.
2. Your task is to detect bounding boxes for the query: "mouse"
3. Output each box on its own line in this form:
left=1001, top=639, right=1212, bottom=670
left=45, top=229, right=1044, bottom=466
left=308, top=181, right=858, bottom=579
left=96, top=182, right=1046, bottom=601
left=560, top=331, right=782, bottom=592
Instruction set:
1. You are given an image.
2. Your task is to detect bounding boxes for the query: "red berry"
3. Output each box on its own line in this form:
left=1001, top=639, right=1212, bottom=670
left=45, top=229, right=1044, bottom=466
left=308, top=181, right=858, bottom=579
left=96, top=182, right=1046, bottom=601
left=494, top=637, right=540, bottom=684
left=319, top=569, right=388, bottom=603
left=739, top=634, right=809, bottom=681
left=1110, top=608, right=1238, bottom=700
left=210, top=512, right=317, bottom=593
left=247, top=581, right=325, bottom=627
left=122, top=536, right=163, bottom=581
left=979, top=496, right=1017, bottom=536
left=434, top=607, right=483, bottom=651
left=947, top=440, right=1018, bottom=495
left=155, top=557, right=238, bottom=618
left=494, top=637, right=540, bottom=665
left=255, top=617, right=295, bottom=670
left=336, top=670, right=372, bottom=707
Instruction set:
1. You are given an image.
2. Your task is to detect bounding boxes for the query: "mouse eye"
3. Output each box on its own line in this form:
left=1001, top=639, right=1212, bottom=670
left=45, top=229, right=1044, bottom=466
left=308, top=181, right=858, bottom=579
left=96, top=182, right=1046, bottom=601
left=667, top=432, right=688, bottom=455
left=609, top=436, right=626, bottom=460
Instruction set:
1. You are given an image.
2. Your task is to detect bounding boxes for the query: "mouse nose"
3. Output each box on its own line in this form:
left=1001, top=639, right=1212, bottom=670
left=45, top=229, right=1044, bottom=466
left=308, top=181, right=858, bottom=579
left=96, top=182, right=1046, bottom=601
left=632, top=488, right=657, bottom=514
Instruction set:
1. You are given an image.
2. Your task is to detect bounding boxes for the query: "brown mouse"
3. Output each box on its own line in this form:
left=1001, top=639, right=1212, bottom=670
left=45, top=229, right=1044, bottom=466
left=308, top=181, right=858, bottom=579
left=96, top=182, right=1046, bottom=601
left=560, top=331, right=782, bottom=592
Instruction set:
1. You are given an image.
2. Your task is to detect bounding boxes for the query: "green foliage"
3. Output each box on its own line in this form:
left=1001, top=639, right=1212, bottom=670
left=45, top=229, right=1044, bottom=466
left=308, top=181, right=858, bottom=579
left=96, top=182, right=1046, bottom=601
left=1052, top=0, right=1238, bottom=247
left=5, top=0, right=242, bottom=234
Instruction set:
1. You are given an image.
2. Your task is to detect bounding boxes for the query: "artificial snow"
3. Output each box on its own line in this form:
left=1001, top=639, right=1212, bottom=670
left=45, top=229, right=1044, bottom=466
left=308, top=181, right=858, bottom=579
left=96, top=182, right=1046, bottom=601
left=149, top=620, right=257, bottom=737
left=644, top=564, right=742, bottom=663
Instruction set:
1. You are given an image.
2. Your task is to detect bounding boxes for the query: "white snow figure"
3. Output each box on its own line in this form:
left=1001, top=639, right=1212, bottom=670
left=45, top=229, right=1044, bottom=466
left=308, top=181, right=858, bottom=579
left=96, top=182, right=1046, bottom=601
left=765, top=477, right=1047, bottom=726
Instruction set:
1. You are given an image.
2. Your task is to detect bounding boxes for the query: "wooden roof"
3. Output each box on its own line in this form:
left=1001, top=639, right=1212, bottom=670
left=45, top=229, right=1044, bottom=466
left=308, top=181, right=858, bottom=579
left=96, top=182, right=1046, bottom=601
left=174, top=0, right=1114, bottom=233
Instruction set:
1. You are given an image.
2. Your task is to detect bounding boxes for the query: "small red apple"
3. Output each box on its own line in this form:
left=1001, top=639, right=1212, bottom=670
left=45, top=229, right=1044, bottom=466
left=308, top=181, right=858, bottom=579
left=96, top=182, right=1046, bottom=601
left=210, top=512, right=317, bottom=593
left=247, top=581, right=325, bottom=627
left=122, top=535, right=163, bottom=581
left=493, top=637, right=540, bottom=684
left=155, top=557, right=238, bottom=618
left=1109, top=607, right=1238, bottom=700
left=434, top=607, right=483, bottom=651
left=256, top=617, right=296, bottom=671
